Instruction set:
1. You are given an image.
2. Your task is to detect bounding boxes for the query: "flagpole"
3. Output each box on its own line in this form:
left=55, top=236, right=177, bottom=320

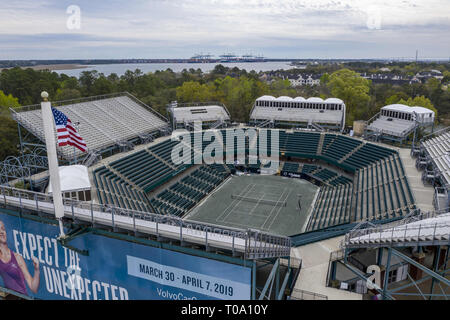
left=41, top=91, right=65, bottom=237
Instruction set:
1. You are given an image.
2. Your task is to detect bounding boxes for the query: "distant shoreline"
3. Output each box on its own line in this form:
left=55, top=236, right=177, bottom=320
left=0, top=64, right=89, bottom=72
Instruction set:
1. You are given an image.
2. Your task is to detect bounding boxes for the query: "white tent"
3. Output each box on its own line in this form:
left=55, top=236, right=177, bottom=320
left=47, top=165, right=91, bottom=194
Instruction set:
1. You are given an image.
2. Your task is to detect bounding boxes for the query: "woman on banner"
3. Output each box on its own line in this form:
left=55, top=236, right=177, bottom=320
left=0, top=220, right=40, bottom=296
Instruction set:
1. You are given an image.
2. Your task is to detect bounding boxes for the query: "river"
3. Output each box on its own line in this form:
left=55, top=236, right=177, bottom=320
left=54, top=61, right=296, bottom=77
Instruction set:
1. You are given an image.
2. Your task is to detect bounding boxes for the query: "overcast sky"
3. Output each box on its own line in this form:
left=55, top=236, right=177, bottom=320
left=1, top=0, right=449, bottom=60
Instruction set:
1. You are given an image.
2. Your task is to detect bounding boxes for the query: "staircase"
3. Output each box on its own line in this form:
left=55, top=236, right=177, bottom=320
left=82, top=150, right=101, bottom=167
left=310, top=122, right=325, bottom=132
left=257, top=119, right=273, bottom=128
left=338, top=142, right=366, bottom=163
left=316, top=133, right=325, bottom=155
left=210, top=120, right=224, bottom=129
left=105, top=164, right=140, bottom=190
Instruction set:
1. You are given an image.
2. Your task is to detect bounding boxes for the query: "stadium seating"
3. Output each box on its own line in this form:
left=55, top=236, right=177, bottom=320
left=321, top=134, right=363, bottom=164
left=342, top=143, right=396, bottom=170
left=282, top=162, right=300, bottom=173
left=150, top=165, right=230, bottom=217
left=93, top=166, right=152, bottom=212
left=352, top=155, right=415, bottom=222
left=91, top=128, right=415, bottom=235
left=12, top=94, right=168, bottom=160
left=281, top=131, right=321, bottom=156
left=306, top=183, right=353, bottom=231
left=300, top=165, right=351, bottom=186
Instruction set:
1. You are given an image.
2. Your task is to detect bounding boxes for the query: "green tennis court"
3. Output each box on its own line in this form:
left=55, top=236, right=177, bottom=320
left=185, top=174, right=319, bottom=236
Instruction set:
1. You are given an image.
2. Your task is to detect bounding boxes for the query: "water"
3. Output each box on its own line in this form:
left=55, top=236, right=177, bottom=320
left=54, top=61, right=294, bottom=77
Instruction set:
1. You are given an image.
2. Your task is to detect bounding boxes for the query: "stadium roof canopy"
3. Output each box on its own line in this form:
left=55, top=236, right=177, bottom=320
left=382, top=104, right=434, bottom=115
left=47, top=165, right=90, bottom=193
left=251, top=95, right=346, bottom=130
left=255, top=95, right=344, bottom=104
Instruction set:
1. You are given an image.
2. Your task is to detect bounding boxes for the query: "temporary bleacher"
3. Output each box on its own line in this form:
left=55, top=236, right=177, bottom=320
left=250, top=96, right=346, bottom=131
left=10, top=93, right=169, bottom=160
left=168, top=102, right=231, bottom=130
left=366, top=104, right=435, bottom=141
left=419, top=127, right=450, bottom=188
left=345, top=210, right=450, bottom=249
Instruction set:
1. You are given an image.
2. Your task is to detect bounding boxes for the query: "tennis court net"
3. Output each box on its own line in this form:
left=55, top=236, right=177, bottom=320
left=231, top=194, right=287, bottom=207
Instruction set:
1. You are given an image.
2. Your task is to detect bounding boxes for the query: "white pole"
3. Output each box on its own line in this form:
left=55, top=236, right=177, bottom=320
left=41, top=91, right=65, bottom=237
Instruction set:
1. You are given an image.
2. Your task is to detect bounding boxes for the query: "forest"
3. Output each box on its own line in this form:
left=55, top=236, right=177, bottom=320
left=0, top=62, right=448, bottom=161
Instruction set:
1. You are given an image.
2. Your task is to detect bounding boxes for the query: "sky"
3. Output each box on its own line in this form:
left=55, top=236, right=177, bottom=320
left=0, top=0, right=449, bottom=60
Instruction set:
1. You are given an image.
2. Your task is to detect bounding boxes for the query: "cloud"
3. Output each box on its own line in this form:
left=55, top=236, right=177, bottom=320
left=0, top=0, right=449, bottom=59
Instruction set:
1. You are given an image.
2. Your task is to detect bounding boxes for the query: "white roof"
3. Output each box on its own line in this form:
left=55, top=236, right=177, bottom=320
left=256, top=95, right=276, bottom=101
left=306, top=97, right=324, bottom=102
left=172, top=105, right=230, bottom=123
left=251, top=107, right=343, bottom=124
left=325, top=98, right=344, bottom=104
left=47, top=165, right=91, bottom=193
left=256, top=96, right=343, bottom=104
left=277, top=96, right=293, bottom=101
left=383, top=104, right=434, bottom=115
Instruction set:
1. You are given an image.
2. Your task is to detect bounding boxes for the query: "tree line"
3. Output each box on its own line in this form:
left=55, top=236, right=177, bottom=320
left=0, top=63, right=448, bottom=161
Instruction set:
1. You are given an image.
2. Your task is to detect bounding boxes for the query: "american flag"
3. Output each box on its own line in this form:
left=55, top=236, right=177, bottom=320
left=52, top=107, right=88, bottom=153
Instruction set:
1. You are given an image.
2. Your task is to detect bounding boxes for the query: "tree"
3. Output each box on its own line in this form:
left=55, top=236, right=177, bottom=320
left=398, top=96, right=438, bottom=118
left=385, top=92, right=409, bottom=106
left=54, top=88, right=82, bottom=101
left=0, top=90, right=20, bottom=115
left=327, top=69, right=371, bottom=125
left=176, top=81, right=216, bottom=102
left=0, top=90, right=20, bottom=160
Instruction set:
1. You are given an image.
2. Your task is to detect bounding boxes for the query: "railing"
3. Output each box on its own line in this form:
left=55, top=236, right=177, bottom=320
left=346, top=222, right=450, bottom=248
left=289, top=288, right=328, bottom=300
left=343, top=208, right=450, bottom=248
left=0, top=185, right=291, bottom=259
left=330, top=249, right=345, bottom=262
left=366, top=112, right=380, bottom=126
left=123, top=92, right=169, bottom=122
left=433, top=187, right=449, bottom=211
left=419, top=126, right=450, bottom=144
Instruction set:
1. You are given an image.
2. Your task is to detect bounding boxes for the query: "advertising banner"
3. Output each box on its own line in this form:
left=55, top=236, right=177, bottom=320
left=0, top=212, right=251, bottom=300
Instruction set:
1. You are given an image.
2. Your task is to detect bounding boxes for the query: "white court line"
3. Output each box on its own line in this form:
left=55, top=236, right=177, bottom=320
left=266, top=188, right=292, bottom=230
left=214, top=182, right=253, bottom=222
left=216, top=183, right=257, bottom=222
left=229, top=209, right=269, bottom=218
left=261, top=187, right=290, bottom=230
left=220, top=183, right=259, bottom=223
left=246, top=191, right=268, bottom=217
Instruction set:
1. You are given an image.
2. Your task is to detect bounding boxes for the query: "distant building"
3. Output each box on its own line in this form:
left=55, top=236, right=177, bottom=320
left=360, top=72, right=419, bottom=85
left=286, top=74, right=321, bottom=87
left=415, top=70, right=444, bottom=82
